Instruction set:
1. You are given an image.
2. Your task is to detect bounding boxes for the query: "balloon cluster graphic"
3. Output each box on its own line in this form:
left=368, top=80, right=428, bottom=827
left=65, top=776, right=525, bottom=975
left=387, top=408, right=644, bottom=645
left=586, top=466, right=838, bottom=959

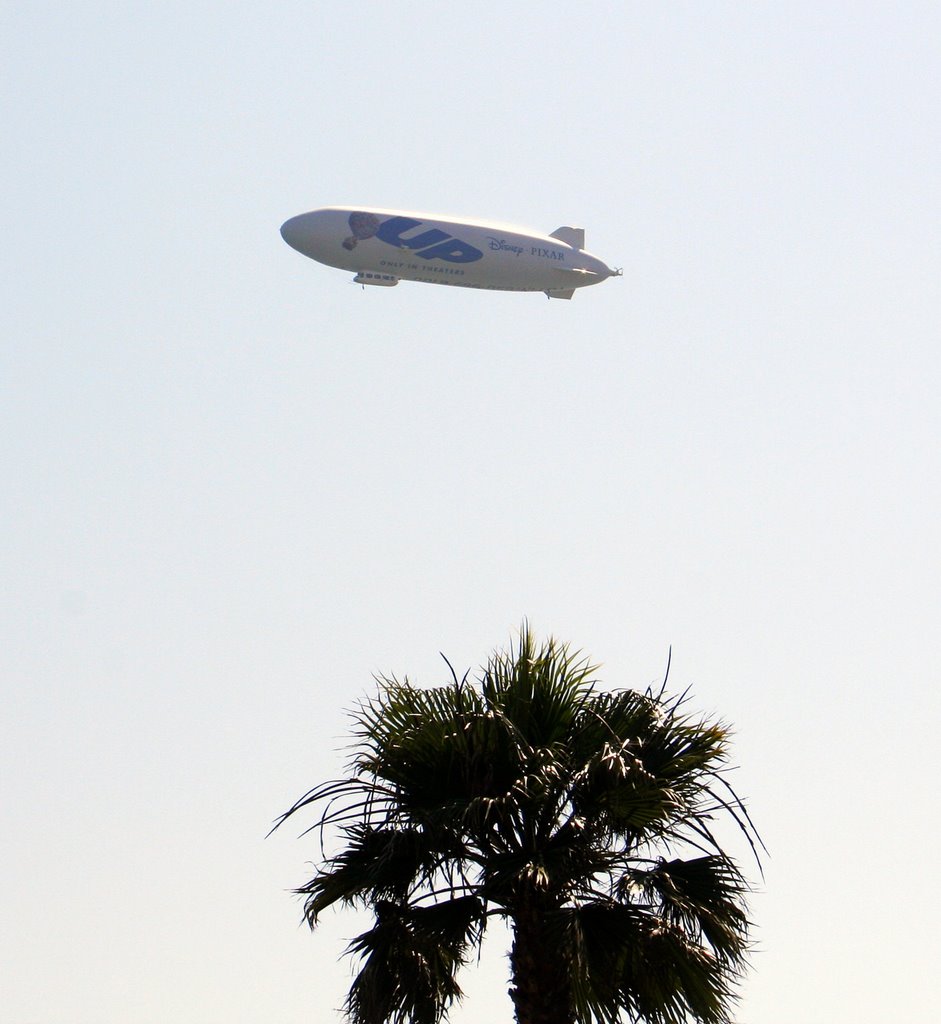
left=343, top=211, right=381, bottom=251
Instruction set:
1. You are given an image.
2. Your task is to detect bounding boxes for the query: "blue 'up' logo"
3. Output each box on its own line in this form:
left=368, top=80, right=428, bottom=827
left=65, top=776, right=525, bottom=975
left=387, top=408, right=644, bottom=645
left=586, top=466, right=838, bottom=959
left=376, top=216, right=483, bottom=264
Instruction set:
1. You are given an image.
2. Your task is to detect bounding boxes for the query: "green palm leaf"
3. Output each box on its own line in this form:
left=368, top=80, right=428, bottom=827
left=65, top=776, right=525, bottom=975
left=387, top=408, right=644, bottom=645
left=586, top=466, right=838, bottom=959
left=344, top=896, right=485, bottom=1024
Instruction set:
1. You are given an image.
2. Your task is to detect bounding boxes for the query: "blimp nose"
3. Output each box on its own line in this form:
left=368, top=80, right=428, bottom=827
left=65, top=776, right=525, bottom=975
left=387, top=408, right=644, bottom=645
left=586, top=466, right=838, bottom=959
left=280, top=213, right=315, bottom=255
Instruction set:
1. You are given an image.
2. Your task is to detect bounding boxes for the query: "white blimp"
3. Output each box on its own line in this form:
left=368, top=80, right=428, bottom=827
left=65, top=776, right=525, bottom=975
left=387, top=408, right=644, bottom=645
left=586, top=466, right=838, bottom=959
left=280, top=207, right=621, bottom=299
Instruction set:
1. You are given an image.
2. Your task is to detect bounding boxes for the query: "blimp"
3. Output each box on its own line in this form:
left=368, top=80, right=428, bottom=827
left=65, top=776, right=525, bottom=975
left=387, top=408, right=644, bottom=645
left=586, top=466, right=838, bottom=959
left=280, top=206, right=621, bottom=299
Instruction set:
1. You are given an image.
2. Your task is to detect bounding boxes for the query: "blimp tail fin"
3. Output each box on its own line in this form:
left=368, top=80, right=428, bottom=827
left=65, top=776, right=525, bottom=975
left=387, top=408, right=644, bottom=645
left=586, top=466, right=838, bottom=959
left=550, top=226, right=585, bottom=249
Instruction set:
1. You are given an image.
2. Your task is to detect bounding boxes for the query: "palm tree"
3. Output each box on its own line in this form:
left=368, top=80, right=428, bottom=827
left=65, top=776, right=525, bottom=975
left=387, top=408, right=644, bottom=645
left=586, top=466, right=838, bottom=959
left=274, top=626, right=761, bottom=1024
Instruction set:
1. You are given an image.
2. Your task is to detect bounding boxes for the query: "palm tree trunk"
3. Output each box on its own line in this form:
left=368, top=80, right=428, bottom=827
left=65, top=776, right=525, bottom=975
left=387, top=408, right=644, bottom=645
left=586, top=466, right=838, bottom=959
left=508, top=890, right=573, bottom=1024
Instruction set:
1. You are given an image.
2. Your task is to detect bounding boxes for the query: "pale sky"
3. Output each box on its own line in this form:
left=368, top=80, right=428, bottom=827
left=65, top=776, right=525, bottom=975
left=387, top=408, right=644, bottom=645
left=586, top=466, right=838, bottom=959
left=3, top=4, right=939, bottom=1023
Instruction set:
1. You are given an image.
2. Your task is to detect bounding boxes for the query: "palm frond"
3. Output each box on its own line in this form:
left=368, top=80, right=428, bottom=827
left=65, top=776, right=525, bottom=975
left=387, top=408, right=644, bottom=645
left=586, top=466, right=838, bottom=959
left=481, top=625, right=599, bottom=750
left=344, top=896, right=485, bottom=1024
left=296, top=825, right=454, bottom=925
left=565, top=901, right=744, bottom=1024
left=630, top=856, right=751, bottom=962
